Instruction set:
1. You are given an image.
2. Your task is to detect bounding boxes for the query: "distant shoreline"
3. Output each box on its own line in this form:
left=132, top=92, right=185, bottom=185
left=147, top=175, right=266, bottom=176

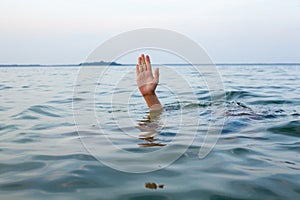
left=0, top=63, right=300, bottom=67
left=0, top=61, right=122, bottom=67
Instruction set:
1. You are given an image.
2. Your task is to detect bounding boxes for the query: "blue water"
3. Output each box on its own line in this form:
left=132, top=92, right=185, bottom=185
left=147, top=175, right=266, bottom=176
left=0, top=65, right=299, bottom=199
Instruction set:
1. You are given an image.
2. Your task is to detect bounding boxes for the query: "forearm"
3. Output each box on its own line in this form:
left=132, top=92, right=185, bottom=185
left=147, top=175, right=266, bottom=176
left=143, top=93, right=163, bottom=111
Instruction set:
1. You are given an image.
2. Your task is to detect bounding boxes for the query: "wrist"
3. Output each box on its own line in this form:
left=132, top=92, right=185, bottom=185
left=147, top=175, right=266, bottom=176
left=142, top=93, right=162, bottom=111
left=142, top=92, right=156, bottom=97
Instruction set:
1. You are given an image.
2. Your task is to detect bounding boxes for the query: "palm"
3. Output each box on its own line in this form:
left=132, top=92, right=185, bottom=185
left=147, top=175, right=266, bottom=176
left=136, top=55, right=159, bottom=96
left=136, top=70, right=157, bottom=96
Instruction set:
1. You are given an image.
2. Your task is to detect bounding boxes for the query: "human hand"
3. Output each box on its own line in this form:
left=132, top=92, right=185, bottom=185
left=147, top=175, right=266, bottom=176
left=136, top=54, right=159, bottom=96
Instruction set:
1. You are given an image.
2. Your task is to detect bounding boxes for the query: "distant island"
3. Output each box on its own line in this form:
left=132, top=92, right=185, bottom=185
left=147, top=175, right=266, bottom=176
left=79, top=61, right=121, bottom=66
left=0, top=61, right=122, bottom=67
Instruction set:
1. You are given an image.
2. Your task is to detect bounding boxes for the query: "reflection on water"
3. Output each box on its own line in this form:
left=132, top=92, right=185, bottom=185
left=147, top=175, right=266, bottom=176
left=137, top=110, right=167, bottom=147
left=138, top=138, right=166, bottom=147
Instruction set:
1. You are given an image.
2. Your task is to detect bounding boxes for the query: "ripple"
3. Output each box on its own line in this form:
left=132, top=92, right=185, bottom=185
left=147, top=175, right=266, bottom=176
left=12, top=104, right=71, bottom=120
left=47, top=97, right=84, bottom=104
left=291, top=112, right=300, bottom=116
left=226, top=90, right=264, bottom=101
left=0, top=106, right=10, bottom=111
left=0, top=162, right=45, bottom=174
left=226, top=101, right=256, bottom=117
left=126, top=195, right=170, bottom=200
left=0, top=84, right=13, bottom=90
left=13, top=138, right=36, bottom=143
left=222, top=120, right=249, bottom=134
left=183, top=102, right=211, bottom=108
left=28, top=105, right=63, bottom=117
left=12, top=111, right=39, bottom=120
left=0, top=124, right=19, bottom=135
left=42, top=176, right=101, bottom=192
left=0, top=176, right=104, bottom=192
left=30, top=122, right=74, bottom=130
left=268, top=120, right=300, bottom=137
left=250, top=99, right=294, bottom=105
left=0, top=180, right=34, bottom=190
left=33, top=154, right=96, bottom=161
left=230, top=147, right=253, bottom=155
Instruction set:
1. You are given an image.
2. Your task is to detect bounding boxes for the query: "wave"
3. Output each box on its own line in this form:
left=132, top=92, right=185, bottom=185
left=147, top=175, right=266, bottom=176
left=268, top=120, right=300, bottom=137
left=0, top=84, right=13, bottom=91
left=12, top=104, right=70, bottom=120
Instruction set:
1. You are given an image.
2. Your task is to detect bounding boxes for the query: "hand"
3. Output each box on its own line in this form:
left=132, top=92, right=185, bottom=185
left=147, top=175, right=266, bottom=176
left=136, top=54, right=162, bottom=111
left=136, top=54, right=159, bottom=96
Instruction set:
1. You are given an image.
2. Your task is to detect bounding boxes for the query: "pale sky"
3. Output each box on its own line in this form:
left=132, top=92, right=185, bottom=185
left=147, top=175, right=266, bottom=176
left=0, top=0, right=299, bottom=64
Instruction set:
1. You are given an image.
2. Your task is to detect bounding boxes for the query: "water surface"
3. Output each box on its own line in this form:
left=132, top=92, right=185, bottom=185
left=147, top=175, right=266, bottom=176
left=0, top=65, right=299, bottom=199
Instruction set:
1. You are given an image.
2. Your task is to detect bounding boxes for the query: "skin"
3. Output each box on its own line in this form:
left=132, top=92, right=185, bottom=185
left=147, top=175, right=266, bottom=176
left=136, top=54, right=163, bottom=111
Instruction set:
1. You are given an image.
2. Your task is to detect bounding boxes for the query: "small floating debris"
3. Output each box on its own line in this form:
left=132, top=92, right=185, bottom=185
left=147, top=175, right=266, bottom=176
left=145, top=182, right=164, bottom=189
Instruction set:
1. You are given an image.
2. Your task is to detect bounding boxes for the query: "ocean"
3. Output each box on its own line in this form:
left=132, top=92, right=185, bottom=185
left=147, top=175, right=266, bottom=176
left=0, top=64, right=299, bottom=199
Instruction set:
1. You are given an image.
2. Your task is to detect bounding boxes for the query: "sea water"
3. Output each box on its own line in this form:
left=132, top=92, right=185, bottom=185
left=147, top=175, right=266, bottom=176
left=0, top=64, right=299, bottom=199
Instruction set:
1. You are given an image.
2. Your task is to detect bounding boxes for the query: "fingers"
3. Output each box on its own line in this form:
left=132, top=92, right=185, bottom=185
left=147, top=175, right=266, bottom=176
left=136, top=64, right=140, bottom=75
left=154, top=68, right=159, bottom=83
left=138, top=54, right=153, bottom=73
left=141, top=54, right=147, bottom=70
left=145, top=55, right=152, bottom=72
left=138, top=54, right=146, bottom=72
left=138, top=56, right=144, bottom=72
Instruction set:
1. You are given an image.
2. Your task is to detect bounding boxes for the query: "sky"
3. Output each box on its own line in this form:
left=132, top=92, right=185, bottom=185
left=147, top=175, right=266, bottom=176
left=0, top=0, right=299, bottom=64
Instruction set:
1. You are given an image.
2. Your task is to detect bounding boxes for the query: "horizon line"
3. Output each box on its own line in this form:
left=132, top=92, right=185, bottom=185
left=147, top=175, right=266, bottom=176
left=1, top=62, right=300, bottom=67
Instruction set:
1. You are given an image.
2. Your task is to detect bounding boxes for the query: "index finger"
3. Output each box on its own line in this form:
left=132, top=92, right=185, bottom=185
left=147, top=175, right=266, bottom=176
left=145, top=55, right=152, bottom=72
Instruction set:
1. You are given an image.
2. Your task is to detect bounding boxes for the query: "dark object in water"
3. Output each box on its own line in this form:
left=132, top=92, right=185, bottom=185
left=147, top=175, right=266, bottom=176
left=145, top=182, right=165, bottom=189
